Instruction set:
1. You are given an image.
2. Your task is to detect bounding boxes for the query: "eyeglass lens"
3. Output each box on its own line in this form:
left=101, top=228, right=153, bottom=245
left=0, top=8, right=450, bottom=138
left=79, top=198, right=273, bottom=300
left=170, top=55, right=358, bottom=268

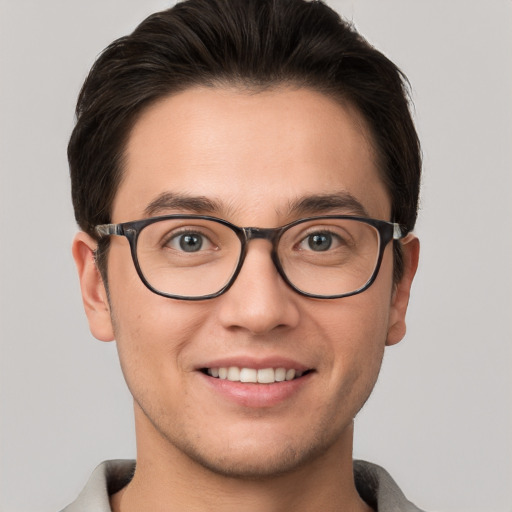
left=135, top=217, right=381, bottom=298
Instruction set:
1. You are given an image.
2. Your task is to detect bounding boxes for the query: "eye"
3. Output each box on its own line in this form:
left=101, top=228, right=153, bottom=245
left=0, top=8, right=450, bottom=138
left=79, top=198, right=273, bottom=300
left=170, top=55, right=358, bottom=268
left=165, top=231, right=213, bottom=252
left=299, top=231, right=342, bottom=252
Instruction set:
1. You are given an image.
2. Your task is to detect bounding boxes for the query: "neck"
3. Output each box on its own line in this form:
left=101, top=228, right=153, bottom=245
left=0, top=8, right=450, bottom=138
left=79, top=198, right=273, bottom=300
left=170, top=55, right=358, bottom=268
left=111, top=409, right=372, bottom=512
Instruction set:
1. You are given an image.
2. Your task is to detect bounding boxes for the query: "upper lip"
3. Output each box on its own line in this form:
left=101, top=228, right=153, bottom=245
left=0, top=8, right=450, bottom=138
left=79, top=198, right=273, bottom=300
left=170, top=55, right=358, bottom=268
left=196, top=356, right=312, bottom=372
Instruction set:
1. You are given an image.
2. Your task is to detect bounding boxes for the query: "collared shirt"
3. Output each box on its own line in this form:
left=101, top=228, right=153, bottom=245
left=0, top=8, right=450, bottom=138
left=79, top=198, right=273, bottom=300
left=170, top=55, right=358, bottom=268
left=61, top=459, right=424, bottom=511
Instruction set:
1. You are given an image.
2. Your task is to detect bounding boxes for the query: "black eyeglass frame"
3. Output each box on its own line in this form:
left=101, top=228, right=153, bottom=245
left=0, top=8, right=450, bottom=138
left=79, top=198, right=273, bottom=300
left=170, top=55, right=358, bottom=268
left=95, top=215, right=404, bottom=301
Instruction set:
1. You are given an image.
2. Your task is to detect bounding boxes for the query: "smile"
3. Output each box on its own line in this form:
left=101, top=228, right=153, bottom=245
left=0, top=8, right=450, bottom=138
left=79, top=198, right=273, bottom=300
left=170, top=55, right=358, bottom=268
left=203, top=367, right=310, bottom=383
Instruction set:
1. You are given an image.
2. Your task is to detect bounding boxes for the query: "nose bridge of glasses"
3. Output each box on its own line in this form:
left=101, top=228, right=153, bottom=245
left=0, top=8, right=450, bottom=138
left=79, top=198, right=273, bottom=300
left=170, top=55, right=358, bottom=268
left=243, top=227, right=281, bottom=246
left=237, top=227, right=285, bottom=287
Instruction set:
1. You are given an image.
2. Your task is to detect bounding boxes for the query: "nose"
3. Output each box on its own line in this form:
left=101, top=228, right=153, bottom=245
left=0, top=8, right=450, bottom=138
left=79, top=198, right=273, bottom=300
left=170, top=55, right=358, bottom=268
left=216, top=240, right=301, bottom=336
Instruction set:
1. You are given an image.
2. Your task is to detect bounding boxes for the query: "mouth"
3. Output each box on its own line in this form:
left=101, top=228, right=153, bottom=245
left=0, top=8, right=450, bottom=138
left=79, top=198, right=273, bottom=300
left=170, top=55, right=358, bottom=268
left=201, top=366, right=313, bottom=384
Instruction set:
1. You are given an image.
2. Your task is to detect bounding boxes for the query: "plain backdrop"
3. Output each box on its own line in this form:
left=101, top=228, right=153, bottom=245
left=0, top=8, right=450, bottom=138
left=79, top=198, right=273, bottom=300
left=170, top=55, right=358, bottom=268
left=1, top=1, right=511, bottom=511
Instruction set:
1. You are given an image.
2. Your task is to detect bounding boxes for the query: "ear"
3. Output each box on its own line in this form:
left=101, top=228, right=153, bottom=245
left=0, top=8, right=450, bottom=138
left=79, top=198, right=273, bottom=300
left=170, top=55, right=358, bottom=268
left=386, top=234, right=420, bottom=346
left=72, top=232, right=115, bottom=342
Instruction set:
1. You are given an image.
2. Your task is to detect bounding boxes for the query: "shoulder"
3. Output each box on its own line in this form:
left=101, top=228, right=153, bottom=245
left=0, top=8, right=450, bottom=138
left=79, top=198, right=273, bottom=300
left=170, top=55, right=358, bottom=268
left=354, top=460, right=426, bottom=512
left=60, top=460, right=135, bottom=512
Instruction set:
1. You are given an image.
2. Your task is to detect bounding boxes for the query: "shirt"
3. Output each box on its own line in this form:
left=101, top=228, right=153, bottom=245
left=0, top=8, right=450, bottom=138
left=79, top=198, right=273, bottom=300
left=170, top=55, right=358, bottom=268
left=61, top=459, right=424, bottom=511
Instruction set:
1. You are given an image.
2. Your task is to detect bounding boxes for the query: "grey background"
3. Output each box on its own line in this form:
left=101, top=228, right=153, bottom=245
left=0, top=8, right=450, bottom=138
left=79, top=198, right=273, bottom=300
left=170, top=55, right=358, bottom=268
left=1, top=1, right=511, bottom=511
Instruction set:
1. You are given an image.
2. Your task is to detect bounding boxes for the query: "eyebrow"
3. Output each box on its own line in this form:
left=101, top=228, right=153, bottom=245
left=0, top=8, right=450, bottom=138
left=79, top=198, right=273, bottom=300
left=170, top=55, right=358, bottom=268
left=144, top=192, right=226, bottom=217
left=144, top=191, right=370, bottom=220
left=287, top=192, right=370, bottom=218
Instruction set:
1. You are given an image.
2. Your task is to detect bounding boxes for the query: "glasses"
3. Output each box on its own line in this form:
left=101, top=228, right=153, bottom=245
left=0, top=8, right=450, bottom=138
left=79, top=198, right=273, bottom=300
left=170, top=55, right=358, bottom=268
left=95, top=215, right=403, bottom=300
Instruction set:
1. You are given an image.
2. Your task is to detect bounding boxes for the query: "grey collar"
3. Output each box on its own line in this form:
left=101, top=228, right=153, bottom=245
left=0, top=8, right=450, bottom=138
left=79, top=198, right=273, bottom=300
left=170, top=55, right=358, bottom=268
left=61, top=459, right=424, bottom=511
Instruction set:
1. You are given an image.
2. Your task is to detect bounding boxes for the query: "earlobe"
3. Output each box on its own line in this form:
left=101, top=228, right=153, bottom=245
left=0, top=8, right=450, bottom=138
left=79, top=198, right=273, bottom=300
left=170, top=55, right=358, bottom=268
left=72, top=232, right=115, bottom=342
left=386, top=234, right=420, bottom=346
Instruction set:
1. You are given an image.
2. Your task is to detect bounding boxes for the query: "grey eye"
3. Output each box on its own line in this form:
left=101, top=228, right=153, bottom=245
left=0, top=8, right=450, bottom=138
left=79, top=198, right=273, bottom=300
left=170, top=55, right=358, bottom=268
left=307, top=233, right=332, bottom=251
left=178, top=233, right=204, bottom=252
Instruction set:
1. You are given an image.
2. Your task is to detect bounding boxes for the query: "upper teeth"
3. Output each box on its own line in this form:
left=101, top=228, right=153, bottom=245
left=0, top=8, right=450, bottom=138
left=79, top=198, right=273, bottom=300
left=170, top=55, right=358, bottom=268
left=207, top=367, right=303, bottom=383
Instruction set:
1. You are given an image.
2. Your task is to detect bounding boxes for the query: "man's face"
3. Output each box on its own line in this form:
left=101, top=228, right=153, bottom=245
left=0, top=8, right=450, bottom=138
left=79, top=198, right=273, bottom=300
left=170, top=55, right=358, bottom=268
left=77, top=86, right=416, bottom=477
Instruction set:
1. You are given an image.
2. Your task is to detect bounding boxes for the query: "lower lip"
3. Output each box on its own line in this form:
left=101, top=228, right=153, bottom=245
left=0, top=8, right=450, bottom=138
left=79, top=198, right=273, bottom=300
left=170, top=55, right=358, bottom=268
left=199, top=371, right=312, bottom=408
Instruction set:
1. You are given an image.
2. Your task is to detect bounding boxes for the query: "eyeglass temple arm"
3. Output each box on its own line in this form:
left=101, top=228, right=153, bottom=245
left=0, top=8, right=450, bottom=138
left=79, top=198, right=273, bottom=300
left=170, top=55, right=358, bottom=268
left=95, top=223, right=123, bottom=238
left=394, top=223, right=416, bottom=243
left=393, top=223, right=403, bottom=240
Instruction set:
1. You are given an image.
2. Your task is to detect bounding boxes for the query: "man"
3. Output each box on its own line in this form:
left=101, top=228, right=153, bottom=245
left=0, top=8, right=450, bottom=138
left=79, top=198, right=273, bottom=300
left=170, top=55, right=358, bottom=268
left=64, top=0, right=421, bottom=510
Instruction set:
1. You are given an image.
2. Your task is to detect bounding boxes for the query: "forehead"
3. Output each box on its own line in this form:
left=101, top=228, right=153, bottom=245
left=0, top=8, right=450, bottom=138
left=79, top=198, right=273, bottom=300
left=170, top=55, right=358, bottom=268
left=113, top=86, right=390, bottom=223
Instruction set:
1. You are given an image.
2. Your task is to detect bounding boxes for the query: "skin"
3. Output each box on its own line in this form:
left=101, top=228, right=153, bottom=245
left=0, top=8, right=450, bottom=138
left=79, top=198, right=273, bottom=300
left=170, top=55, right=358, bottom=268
left=73, top=86, right=419, bottom=512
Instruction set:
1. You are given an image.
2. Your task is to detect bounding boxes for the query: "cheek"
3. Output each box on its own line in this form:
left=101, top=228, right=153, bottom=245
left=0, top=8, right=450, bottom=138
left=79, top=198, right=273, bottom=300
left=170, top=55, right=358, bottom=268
left=318, top=299, right=388, bottom=376
left=308, top=263, right=394, bottom=393
left=110, top=298, right=214, bottom=423
left=107, top=251, right=211, bottom=392
left=111, top=297, right=208, bottom=359
left=107, top=241, right=206, bottom=349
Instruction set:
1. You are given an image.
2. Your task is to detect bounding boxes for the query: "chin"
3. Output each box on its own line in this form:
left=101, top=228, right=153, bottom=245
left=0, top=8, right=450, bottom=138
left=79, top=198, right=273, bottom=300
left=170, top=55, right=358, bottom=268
left=162, top=420, right=348, bottom=481
left=184, top=444, right=323, bottom=480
